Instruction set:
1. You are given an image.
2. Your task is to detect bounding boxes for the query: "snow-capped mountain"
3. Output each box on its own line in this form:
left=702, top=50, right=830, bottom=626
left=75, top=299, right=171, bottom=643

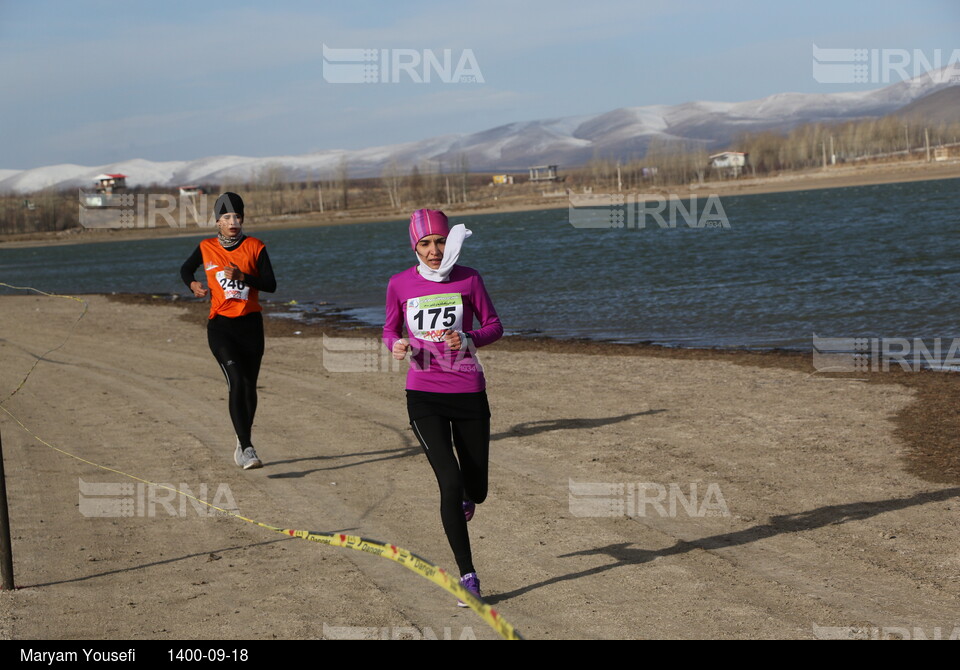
left=2, top=68, right=956, bottom=194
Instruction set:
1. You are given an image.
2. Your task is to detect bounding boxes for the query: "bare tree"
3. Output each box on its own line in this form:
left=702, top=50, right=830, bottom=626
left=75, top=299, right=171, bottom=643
left=336, top=155, right=349, bottom=210
left=408, top=164, right=423, bottom=205
left=458, top=152, right=469, bottom=203
left=381, top=160, right=403, bottom=210
left=254, top=162, right=288, bottom=215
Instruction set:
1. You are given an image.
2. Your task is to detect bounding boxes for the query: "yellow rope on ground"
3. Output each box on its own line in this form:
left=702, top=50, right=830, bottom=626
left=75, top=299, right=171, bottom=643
left=0, top=284, right=523, bottom=639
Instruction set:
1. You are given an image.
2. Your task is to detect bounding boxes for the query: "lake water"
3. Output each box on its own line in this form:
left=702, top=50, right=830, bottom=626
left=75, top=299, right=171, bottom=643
left=2, top=177, right=958, bottom=350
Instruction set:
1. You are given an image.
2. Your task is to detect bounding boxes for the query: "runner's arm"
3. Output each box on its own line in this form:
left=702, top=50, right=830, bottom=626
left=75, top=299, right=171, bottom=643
left=180, top=246, right=203, bottom=288
left=466, top=273, right=503, bottom=348
left=382, top=279, right=405, bottom=352
left=242, top=248, right=277, bottom=293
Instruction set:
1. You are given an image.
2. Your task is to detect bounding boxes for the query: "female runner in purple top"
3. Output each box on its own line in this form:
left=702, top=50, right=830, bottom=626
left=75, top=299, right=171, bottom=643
left=383, top=209, right=503, bottom=605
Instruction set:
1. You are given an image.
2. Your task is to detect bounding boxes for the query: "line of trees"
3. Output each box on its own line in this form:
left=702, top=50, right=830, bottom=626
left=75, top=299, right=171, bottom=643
left=2, top=115, right=958, bottom=235
left=736, top=117, right=960, bottom=173
left=564, top=115, right=960, bottom=192
left=0, top=189, right=79, bottom=235
left=231, top=152, right=476, bottom=218
left=568, top=139, right=712, bottom=191
left=0, top=153, right=495, bottom=234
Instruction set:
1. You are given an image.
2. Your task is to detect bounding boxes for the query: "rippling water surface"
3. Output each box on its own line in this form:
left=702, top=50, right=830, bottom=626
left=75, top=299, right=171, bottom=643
left=2, top=177, right=958, bottom=350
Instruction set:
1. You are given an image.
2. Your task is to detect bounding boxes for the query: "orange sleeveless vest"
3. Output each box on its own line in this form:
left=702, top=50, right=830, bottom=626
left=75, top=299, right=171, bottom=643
left=199, top=237, right=266, bottom=319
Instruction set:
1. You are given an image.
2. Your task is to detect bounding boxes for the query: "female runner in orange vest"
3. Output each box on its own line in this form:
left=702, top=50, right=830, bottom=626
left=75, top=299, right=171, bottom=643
left=180, top=192, right=277, bottom=469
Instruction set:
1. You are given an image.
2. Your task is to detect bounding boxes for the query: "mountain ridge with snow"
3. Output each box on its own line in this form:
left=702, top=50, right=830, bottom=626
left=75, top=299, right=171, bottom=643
left=3, top=69, right=956, bottom=195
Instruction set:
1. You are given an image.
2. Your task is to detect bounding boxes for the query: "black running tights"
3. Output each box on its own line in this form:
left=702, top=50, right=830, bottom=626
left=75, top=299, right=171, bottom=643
left=410, top=415, right=489, bottom=575
left=207, top=313, right=264, bottom=449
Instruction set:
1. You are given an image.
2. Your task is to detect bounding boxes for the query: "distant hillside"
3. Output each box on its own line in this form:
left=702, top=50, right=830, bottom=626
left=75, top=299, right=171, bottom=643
left=1, top=70, right=957, bottom=194
left=893, top=86, right=960, bottom=125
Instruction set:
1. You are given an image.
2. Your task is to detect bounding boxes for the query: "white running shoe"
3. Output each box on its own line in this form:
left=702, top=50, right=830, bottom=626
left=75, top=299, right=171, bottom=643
left=234, top=444, right=263, bottom=470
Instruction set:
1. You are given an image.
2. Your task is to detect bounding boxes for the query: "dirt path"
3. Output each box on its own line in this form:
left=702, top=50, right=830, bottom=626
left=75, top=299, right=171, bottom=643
left=0, top=295, right=958, bottom=639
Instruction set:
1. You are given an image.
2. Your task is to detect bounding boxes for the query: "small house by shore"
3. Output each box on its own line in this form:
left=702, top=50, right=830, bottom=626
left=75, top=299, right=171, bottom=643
left=528, top=165, right=560, bottom=182
left=94, top=173, right=127, bottom=194
left=708, top=152, right=749, bottom=178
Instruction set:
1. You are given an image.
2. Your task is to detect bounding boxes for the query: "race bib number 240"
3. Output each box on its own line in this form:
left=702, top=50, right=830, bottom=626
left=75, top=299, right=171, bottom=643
left=406, top=293, right=463, bottom=342
left=215, top=270, right=250, bottom=301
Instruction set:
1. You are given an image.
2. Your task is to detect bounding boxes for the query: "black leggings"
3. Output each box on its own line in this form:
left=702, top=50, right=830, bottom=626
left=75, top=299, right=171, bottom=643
left=207, top=313, right=264, bottom=448
left=410, top=415, right=489, bottom=576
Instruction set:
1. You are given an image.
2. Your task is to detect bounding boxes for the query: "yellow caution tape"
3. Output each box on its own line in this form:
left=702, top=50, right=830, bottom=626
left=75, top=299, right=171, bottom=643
left=0, top=283, right=88, bottom=406
left=0, top=283, right=523, bottom=639
left=276, top=528, right=520, bottom=639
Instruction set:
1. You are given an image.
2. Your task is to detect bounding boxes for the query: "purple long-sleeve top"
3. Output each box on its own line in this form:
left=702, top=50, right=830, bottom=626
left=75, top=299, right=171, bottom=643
left=383, top=265, right=503, bottom=393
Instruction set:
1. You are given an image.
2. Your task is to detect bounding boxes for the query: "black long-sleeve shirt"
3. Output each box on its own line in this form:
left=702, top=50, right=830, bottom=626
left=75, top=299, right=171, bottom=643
left=180, top=237, right=277, bottom=293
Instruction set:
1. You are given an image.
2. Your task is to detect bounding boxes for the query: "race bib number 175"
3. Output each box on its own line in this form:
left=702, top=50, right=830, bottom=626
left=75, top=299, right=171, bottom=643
left=406, top=293, right=463, bottom=342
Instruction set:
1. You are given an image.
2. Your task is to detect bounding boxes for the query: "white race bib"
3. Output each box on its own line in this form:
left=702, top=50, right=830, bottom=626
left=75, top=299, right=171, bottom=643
left=215, top=270, right=251, bottom=301
left=406, top=293, right=463, bottom=342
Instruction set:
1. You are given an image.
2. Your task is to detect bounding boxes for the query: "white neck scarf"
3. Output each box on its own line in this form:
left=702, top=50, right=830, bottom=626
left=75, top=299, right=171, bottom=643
left=416, top=224, right=471, bottom=282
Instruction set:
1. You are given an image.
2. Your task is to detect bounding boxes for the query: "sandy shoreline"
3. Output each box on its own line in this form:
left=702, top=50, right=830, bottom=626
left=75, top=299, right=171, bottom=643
left=1, top=293, right=959, bottom=639
left=2, top=159, right=959, bottom=249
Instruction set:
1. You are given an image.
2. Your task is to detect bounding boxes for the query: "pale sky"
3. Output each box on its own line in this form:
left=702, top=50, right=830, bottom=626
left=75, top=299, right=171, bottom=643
left=1, top=0, right=958, bottom=169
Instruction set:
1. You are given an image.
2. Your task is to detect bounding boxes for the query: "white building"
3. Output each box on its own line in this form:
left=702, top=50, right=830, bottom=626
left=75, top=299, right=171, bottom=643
left=708, top=152, right=748, bottom=177
left=94, top=173, right=127, bottom=193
